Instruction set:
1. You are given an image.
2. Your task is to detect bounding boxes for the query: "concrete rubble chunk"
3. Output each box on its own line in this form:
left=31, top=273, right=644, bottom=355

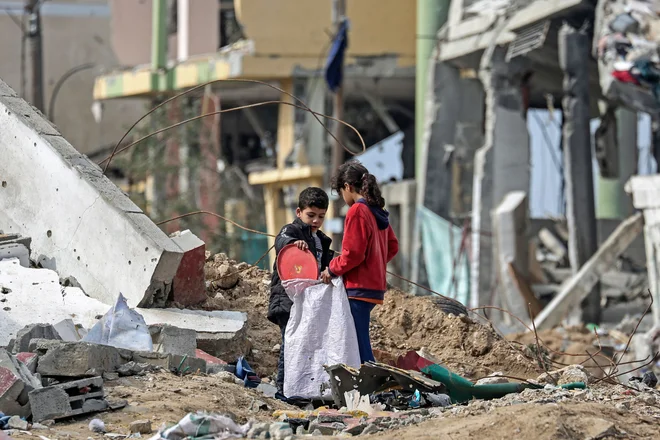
left=170, top=230, right=208, bottom=306
left=15, top=352, right=38, bottom=374
left=29, top=376, right=108, bottom=422
left=149, top=324, right=197, bottom=357
left=0, top=260, right=247, bottom=354
left=12, top=323, right=62, bottom=354
left=131, top=351, right=206, bottom=374
left=53, top=319, right=84, bottom=342
left=129, top=419, right=153, bottom=434
left=0, top=243, right=30, bottom=267
left=0, top=348, right=41, bottom=418
left=0, top=83, right=185, bottom=308
left=36, top=342, right=128, bottom=378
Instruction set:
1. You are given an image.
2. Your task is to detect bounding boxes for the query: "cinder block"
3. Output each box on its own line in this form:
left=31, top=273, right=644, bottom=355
left=170, top=230, right=208, bottom=306
left=12, top=323, right=61, bottom=353
left=29, top=376, right=108, bottom=422
left=150, top=324, right=197, bottom=356
left=37, top=342, right=128, bottom=377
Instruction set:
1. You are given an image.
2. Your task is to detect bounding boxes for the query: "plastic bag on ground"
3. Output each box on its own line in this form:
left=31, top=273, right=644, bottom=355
left=148, top=412, right=250, bottom=440
left=282, top=277, right=360, bottom=399
left=83, top=293, right=153, bottom=351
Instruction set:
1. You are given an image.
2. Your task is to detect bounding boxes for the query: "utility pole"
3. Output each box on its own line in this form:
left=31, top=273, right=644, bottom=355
left=330, top=0, right=346, bottom=246
left=25, top=0, right=44, bottom=112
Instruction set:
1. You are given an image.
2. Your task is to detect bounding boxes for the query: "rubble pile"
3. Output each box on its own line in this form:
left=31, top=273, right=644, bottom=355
left=202, top=252, right=280, bottom=377
left=370, top=290, right=541, bottom=379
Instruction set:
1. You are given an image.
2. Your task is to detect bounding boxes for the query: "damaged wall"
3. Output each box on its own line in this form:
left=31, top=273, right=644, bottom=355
left=0, top=79, right=183, bottom=308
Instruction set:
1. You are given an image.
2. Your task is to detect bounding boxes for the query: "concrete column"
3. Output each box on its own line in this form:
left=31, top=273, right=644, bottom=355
left=559, top=23, right=600, bottom=324
left=493, top=191, right=530, bottom=329
left=597, top=108, right=637, bottom=219
left=471, top=51, right=530, bottom=309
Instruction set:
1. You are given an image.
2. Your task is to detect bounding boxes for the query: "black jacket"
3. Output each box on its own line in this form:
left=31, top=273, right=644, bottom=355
left=267, top=218, right=334, bottom=326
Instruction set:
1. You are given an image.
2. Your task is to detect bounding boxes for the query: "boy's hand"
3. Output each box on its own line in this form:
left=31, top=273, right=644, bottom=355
left=294, top=240, right=309, bottom=251
left=320, top=268, right=332, bottom=284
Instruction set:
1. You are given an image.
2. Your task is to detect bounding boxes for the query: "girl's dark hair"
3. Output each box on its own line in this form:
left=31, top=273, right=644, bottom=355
left=331, top=161, right=385, bottom=208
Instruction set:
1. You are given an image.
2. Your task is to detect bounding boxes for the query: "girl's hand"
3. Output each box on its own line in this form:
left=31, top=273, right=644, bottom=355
left=294, top=240, right=309, bottom=251
left=320, top=268, right=332, bottom=284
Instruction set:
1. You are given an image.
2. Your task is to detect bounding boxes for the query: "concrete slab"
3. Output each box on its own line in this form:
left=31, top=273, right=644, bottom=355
left=0, top=80, right=184, bottom=308
left=0, top=259, right=248, bottom=356
left=36, top=341, right=128, bottom=377
left=11, top=323, right=61, bottom=353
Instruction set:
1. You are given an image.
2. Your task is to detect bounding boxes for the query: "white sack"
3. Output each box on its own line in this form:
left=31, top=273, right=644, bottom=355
left=282, top=277, right=361, bottom=399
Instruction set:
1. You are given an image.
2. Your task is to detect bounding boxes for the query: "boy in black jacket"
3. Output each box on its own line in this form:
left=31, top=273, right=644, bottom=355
left=268, top=187, right=334, bottom=396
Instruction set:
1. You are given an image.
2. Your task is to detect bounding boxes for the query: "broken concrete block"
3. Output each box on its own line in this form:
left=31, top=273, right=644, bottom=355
left=53, top=319, right=83, bottom=342
left=0, top=244, right=29, bottom=267
left=149, top=324, right=197, bottom=357
left=29, top=376, right=108, bottom=422
left=170, top=230, right=208, bottom=306
left=28, top=339, right=67, bottom=354
left=130, top=419, right=153, bottom=435
left=0, top=83, right=184, bottom=308
left=116, top=361, right=159, bottom=377
left=131, top=351, right=206, bottom=374
left=138, top=308, right=249, bottom=360
left=15, top=353, right=38, bottom=374
left=196, top=325, right=250, bottom=361
left=36, top=342, right=128, bottom=377
left=0, top=348, right=41, bottom=417
left=196, top=349, right=230, bottom=374
left=11, top=323, right=61, bottom=354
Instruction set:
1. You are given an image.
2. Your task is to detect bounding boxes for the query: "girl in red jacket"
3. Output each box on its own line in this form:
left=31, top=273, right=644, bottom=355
left=321, top=161, right=399, bottom=363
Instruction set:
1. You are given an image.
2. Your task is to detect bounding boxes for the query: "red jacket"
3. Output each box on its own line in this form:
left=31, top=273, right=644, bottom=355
left=329, top=201, right=399, bottom=304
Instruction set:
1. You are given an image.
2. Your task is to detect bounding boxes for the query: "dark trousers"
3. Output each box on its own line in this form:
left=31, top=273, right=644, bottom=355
left=276, top=323, right=286, bottom=394
left=349, top=299, right=376, bottom=363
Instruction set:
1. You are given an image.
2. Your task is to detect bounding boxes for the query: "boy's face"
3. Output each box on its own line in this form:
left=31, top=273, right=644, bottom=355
left=296, top=206, right=326, bottom=232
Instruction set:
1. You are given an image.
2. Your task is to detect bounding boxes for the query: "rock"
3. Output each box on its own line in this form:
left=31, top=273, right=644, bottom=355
left=103, top=372, right=120, bottom=381
left=116, top=361, right=158, bottom=377
left=247, top=422, right=270, bottom=439
left=129, top=419, right=152, bottom=434
left=476, top=372, right=509, bottom=385
left=558, top=365, right=589, bottom=385
left=361, top=423, right=381, bottom=435
left=271, top=344, right=281, bottom=353
left=250, top=399, right=269, bottom=412
left=214, top=264, right=239, bottom=289
left=257, top=382, right=278, bottom=398
left=88, top=419, right=106, bottom=433
left=637, top=393, right=657, bottom=406
left=7, top=415, right=28, bottom=430
left=149, top=324, right=197, bottom=357
left=643, top=371, right=658, bottom=388
left=36, top=342, right=127, bottom=377
left=31, top=422, right=49, bottom=430
left=11, top=323, right=61, bottom=353
left=268, top=422, right=293, bottom=440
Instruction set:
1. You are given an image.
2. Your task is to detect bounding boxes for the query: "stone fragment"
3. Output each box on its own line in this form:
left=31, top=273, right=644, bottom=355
left=36, top=342, right=126, bottom=377
left=7, top=415, right=28, bottom=430
left=475, top=372, right=509, bottom=385
left=214, top=264, right=239, bottom=289
left=12, top=323, right=61, bottom=354
left=129, top=419, right=152, bottom=434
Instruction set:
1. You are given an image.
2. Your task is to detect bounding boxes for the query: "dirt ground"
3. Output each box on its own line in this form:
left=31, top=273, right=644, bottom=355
left=9, top=372, right=294, bottom=439
left=370, top=290, right=541, bottom=380
left=371, top=402, right=659, bottom=440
